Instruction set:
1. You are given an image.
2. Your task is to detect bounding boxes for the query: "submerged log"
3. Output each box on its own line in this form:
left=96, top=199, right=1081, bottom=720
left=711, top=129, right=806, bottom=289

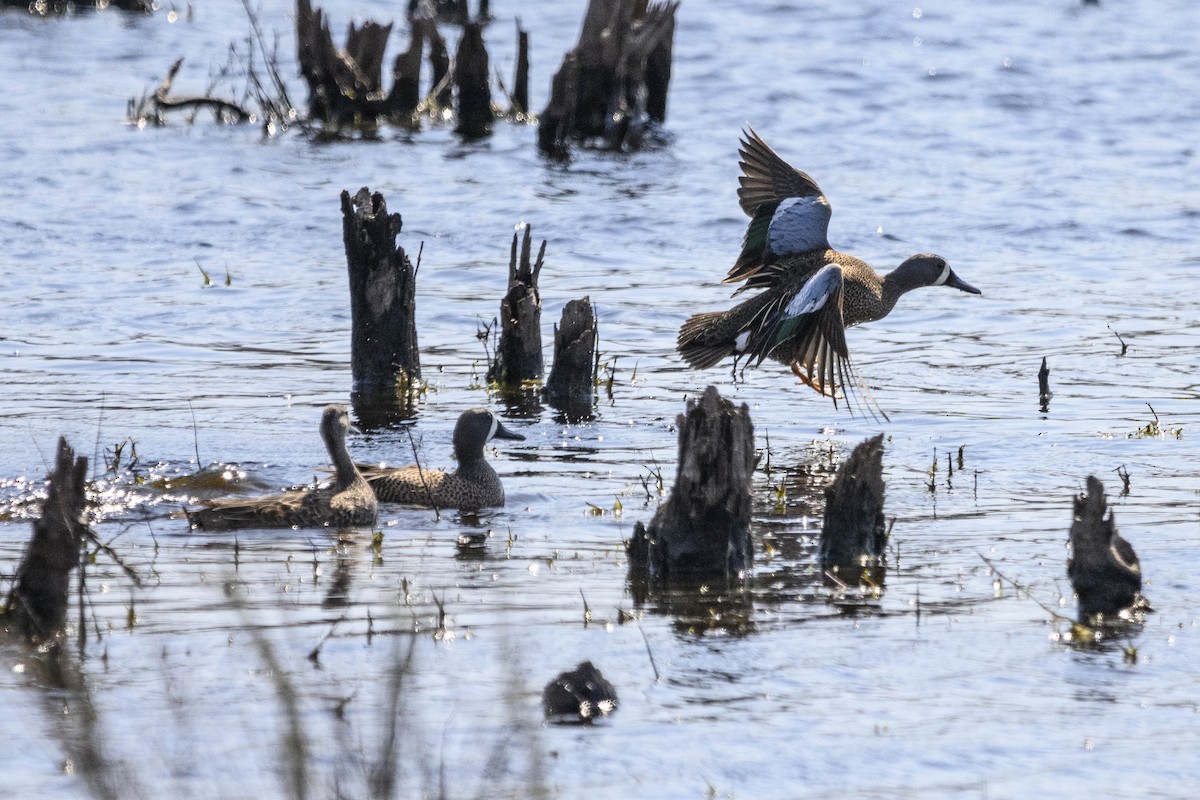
left=544, top=296, right=598, bottom=418
left=628, top=386, right=754, bottom=582
left=538, top=0, right=679, bottom=156
left=488, top=225, right=545, bottom=388
left=819, top=434, right=887, bottom=580
left=543, top=661, right=618, bottom=724
left=341, top=188, right=421, bottom=425
left=454, top=21, right=494, bottom=137
left=2, top=438, right=88, bottom=643
left=1068, top=476, right=1144, bottom=621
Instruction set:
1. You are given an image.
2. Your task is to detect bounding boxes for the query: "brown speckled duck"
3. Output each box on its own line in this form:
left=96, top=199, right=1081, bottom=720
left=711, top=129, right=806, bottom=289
left=357, top=409, right=525, bottom=510
left=677, top=128, right=981, bottom=414
left=187, top=405, right=377, bottom=531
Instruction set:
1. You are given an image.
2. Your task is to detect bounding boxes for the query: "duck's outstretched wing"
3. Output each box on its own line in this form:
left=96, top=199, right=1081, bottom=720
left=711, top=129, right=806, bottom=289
left=747, top=265, right=887, bottom=421
left=727, top=128, right=833, bottom=290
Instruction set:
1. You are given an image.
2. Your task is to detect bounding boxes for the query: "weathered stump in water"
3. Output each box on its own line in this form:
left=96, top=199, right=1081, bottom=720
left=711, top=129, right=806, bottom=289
left=1038, top=356, right=1052, bottom=412
left=538, top=0, right=679, bottom=157
left=628, top=386, right=754, bottom=582
left=1068, top=476, right=1144, bottom=621
left=819, top=434, right=887, bottom=582
left=454, top=21, right=494, bottom=138
left=488, top=225, right=545, bottom=389
left=2, top=438, right=88, bottom=643
left=341, top=188, right=421, bottom=425
left=545, top=296, right=598, bottom=418
left=543, top=661, right=618, bottom=724
left=387, top=18, right=427, bottom=118
left=511, top=21, right=530, bottom=116
left=297, top=0, right=394, bottom=127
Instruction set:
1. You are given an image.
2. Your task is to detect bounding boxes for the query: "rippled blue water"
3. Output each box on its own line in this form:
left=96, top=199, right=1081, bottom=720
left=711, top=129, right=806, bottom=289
left=2, top=0, right=1199, bottom=797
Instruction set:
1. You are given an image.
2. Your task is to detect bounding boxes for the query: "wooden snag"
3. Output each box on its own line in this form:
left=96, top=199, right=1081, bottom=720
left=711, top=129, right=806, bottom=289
left=628, top=386, right=754, bottom=583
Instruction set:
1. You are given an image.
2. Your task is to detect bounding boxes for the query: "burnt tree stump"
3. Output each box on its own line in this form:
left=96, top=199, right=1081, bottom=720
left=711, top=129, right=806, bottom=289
left=342, top=187, right=421, bottom=425
left=543, top=661, right=618, bottom=724
left=454, top=21, right=494, bottom=137
left=511, top=20, right=530, bottom=116
left=429, top=25, right=453, bottom=109
left=3, top=438, right=88, bottom=643
left=628, top=386, right=754, bottom=583
left=1038, top=356, right=1052, bottom=413
left=488, top=225, right=545, bottom=389
left=297, top=0, right=394, bottom=127
left=819, top=434, right=888, bottom=581
left=538, top=0, right=679, bottom=156
left=387, top=18, right=427, bottom=118
left=545, top=296, right=598, bottom=418
left=1068, top=476, right=1144, bottom=621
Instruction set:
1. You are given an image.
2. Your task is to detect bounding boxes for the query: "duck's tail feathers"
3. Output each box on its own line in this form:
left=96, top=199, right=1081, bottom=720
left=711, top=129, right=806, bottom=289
left=677, top=311, right=736, bottom=370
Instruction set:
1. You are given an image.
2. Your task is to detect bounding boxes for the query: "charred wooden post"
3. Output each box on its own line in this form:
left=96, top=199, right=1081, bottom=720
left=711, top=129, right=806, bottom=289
left=538, top=53, right=579, bottom=159
left=428, top=26, right=453, bottom=109
left=543, top=661, right=618, bottom=724
left=512, top=20, right=530, bottom=116
left=341, top=187, right=421, bottom=425
left=628, top=386, right=754, bottom=582
left=537, top=0, right=679, bottom=155
left=2, top=438, right=88, bottom=643
left=819, top=434, right=887, bottom=580
left=488, top=225, right=545, bottom=389
left=1038, top=356, right=1052, bottom=412
left=387, top=19, right=426, bottom=118
left=545, top=297, right=598, bottom=418
left=454, top=21, right=494, bottom=137
left=1068, top=476, right=1144, bottom=622
left=297, top=0, right=393, bottom=126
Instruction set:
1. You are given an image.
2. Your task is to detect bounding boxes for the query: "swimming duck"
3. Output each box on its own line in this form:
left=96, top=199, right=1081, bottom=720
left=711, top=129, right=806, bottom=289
left=357, top=409, right=524, bottom=510
left=1068, top=475, right=1143, bottom=620
left=187, top=405, right=377, bottom=531
left=677, top=128, right=981, bottom=412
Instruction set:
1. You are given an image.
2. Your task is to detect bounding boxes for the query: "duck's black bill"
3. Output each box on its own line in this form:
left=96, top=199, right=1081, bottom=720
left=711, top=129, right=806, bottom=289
left=946, top=269, right=982, bottom=295
left=494, top=420, right=526, bottom=441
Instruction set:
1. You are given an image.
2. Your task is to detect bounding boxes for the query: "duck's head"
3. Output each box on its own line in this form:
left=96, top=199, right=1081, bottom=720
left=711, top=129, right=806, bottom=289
left=454, top=409, right=525, bottom=460
left=320, top=404, right=353, bottom=443
left=896, top=254, right=981, bottom=295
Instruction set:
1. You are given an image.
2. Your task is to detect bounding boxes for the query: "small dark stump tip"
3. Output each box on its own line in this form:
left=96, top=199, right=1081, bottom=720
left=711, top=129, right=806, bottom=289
left=542, top=661, right=618, bottom=724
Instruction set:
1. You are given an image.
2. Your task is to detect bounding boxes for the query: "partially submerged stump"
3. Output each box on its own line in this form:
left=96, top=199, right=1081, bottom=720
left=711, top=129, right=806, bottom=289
left=454, top=21, right=494, bottom=137
left=628, top=386, right=754, bottom=582
left=488, top=225, right=545, bottom=389
left=538, top=0, right=679, bottom=157
left=543, top=661, right=618, bottom=724
left=1038, top=356, right=1052, bottom=413
left=819, top=434, right=887, bottom=583
left=1068, top=476, right=1144, bottom=621
left=544, top=296, right=598, bottom=418
left=2, top=438, right=88, bottom=643
left=341, top=187, right=421, bottom=425
left=297, top=0, right=393, bottom=126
